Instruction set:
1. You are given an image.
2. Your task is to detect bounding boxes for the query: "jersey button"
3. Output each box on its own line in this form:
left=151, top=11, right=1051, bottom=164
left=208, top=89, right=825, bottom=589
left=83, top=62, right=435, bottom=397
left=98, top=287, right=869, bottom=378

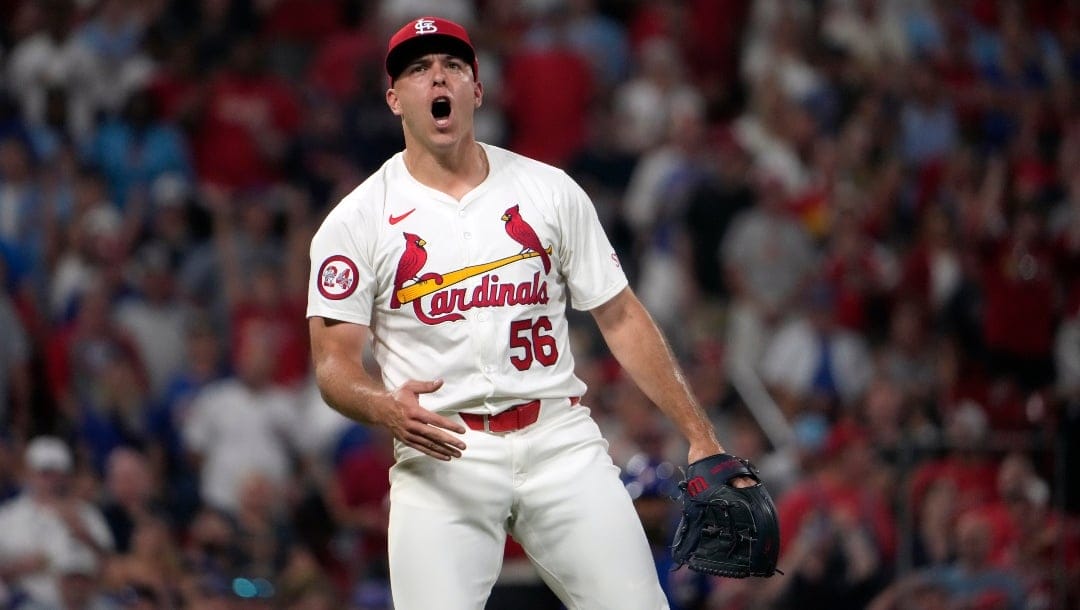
left=464, top=232, right=472, bottom=239
left=483, top=365, right=494, bottom=373
left=477, top=312, right=489, bottom=322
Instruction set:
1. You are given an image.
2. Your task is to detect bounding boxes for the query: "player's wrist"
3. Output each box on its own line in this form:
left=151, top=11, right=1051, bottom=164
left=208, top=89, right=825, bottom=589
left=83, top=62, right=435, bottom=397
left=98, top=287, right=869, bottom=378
left=687, top=441, right=724, bottom=464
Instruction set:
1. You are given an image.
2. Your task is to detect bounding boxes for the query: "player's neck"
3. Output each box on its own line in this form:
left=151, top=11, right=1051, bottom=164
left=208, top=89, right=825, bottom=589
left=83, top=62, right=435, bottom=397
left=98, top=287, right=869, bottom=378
left=403, top=140, right=489, bottom=201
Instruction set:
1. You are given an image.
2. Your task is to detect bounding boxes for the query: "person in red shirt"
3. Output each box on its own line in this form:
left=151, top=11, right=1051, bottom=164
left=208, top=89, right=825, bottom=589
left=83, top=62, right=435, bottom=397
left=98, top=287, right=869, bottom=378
left=974, top=160, right=1058, bottom=395
left=193, top=35, right=301, bottom=190
left=909, top=402, right=1000, bottom=522
left=502, top=34, right=593, bottom=167
left=304, top=4, right=380, bottom=104
left=771, top=420, right=896, bottom=609
left=208, top=185, right=310, bottom=388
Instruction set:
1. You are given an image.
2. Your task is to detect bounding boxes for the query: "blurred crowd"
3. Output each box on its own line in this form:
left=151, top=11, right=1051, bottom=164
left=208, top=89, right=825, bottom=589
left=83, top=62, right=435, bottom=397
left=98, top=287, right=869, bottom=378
left=0, top=0, right=1079, bottom=608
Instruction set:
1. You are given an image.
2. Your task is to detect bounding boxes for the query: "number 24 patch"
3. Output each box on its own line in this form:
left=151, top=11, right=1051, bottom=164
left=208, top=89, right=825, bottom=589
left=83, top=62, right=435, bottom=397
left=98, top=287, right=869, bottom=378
left=318, top=255, right=359, bottom=300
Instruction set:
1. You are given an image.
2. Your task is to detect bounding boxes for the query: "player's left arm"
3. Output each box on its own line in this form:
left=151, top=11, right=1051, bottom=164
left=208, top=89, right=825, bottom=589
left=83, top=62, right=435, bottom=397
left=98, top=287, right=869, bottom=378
left=590, top=286, right=723, bottom=463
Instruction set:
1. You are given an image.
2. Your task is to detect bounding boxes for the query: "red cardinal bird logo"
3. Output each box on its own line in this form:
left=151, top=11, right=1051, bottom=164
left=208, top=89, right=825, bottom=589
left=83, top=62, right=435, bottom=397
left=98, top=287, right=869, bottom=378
left=501, top=205, right=551, bottom=274
left=392, top=232, right=428, bottom=309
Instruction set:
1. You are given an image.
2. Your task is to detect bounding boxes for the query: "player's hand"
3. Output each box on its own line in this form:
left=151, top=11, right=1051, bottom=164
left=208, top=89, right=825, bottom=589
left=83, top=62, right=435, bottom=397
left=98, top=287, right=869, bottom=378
left=689, top=444, right=756, bottom=488
left=386, top=379, right=467, bottom=461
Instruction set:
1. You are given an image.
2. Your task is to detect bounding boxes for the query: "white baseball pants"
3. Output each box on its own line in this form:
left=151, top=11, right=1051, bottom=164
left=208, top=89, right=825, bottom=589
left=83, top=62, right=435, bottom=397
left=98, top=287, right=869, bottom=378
left=387, top=398, right=669, bottom=609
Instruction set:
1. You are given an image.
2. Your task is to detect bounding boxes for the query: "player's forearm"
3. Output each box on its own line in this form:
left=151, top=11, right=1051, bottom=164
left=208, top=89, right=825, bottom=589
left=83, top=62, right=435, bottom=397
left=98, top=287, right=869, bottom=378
left=593, top=289, right=722, bottom=456
left=313, top=351, right=394, bottom=427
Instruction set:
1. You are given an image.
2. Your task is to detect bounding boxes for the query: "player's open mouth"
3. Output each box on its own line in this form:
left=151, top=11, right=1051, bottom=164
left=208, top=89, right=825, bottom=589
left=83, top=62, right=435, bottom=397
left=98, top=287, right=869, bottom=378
left=432, top=97, right=451, bottom=126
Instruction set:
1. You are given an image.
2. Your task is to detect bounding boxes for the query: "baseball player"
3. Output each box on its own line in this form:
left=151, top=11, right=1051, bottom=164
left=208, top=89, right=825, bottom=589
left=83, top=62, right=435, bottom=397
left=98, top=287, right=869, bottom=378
left=307, top=16, right=750, bottom=609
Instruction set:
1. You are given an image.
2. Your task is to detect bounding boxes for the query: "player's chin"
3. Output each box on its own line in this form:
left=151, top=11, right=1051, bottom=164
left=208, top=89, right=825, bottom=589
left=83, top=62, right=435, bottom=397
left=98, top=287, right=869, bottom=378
left=427, top=121, right=466, bottom=143
left=430, top=114, right=463, bottom=135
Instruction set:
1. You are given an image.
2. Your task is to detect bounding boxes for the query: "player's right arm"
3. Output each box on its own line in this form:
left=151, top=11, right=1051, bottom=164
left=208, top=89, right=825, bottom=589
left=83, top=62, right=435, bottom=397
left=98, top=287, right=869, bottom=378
left=309, top=316, right=466, bottom=461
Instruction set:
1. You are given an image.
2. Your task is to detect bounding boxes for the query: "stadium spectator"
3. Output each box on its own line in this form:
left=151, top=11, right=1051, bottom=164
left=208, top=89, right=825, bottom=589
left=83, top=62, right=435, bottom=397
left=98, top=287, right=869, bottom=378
left=0, top=137, right=41, bottom=275
left=210, top=184, right=310, bottom=388
left=0, top=437, right=114, bottom=608
left=622, top=90, right=710, bottom=337
left=502, top=14, right=593, bottom=167
left=721, top=168, right=817, bottom=384
left=612, top=37, right=702, bottom=156
left=73, top=348, right=154, bottom=474
left=926, top=510, right=1026, bottom=610
left=44, top=279, right=146, bottom=420
left=5, top=0, right=104, bottom=147
left=680, top=128, right=754, bottom=303
left=98, top=448, right=160, bottom=554
left=181, top=330, right=300, bottom=514
left=19, top=547, right=118, bottom=610
left=102, top=515, right=183, bottom=606
left=771, top=420, right=896, bottom=610
left=73, top=0, right=156, bottom=117
left=191, top=35, right=301, bottom=191
left=909, top=402, right=1000, bottom=532
left=760, top=280, right=873, bottom=414
left=113, top=243, right=190, bottom=400
left=86, top=87, right=191, bottom=210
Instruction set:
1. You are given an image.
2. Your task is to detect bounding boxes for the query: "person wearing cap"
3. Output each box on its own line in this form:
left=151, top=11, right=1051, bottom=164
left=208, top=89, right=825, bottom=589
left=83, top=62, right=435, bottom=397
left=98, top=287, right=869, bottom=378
left=308, top=16, right=754, bottom=609
left=0, top=437, right=114, bottom=609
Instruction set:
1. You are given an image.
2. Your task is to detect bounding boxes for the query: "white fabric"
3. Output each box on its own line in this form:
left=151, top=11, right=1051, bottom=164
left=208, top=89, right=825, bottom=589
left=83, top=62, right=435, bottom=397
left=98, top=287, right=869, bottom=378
left=721, top=209, right=817, bottom=311
left=0, top=495, right=114, bottom=607
left=387, top=400, right=668, bottom=610
left=307, top=143, right=628, bottom=416
left=113, top=300, right=188, bottom=399
left=182, top=379, right=299, bottom=512
left=760, top=317, right=873, bottom=406
left=5, top=33, right=104, bottom=143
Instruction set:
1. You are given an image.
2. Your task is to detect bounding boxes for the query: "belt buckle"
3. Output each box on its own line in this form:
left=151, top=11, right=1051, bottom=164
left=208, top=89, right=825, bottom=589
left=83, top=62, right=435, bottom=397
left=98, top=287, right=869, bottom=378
left=483, top=414, right=492, bottom=433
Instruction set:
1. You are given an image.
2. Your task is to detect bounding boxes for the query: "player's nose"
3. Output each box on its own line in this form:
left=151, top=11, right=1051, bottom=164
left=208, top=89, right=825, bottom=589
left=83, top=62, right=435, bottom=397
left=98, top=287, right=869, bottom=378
left=430, top=61, right=447, bottom=84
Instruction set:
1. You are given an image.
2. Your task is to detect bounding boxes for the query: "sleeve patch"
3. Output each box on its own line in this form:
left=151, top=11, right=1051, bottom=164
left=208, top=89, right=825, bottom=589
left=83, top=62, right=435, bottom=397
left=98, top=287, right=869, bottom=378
left=316, top=255, right=360, bottom=300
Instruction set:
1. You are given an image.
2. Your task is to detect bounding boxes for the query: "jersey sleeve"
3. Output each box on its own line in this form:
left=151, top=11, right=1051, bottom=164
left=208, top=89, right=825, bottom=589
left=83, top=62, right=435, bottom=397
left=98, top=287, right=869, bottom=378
left=555, top=175, right=629, bottom=311
left=307, top=206, right=377, bottom=326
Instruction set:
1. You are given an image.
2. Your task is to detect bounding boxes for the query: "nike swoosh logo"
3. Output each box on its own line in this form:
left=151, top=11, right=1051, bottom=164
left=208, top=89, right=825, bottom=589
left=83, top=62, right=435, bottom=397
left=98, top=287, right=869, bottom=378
left=389, top=209, right=416, bottom=225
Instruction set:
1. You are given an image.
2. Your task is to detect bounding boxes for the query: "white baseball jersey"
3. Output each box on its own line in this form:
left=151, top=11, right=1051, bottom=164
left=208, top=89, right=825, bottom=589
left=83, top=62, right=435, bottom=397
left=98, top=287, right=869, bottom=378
left=307, top=143, right=628, bottom=415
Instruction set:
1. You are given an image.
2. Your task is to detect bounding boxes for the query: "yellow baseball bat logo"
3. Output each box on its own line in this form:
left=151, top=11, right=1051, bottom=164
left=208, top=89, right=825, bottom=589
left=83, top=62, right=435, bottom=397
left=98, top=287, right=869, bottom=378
left=396, top=246, right=552, bottom=304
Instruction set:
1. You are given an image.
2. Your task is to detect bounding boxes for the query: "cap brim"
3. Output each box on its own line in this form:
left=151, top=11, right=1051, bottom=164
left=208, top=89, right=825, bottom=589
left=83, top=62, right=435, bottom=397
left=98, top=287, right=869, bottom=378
left=386, top=35, right=476, bottom=81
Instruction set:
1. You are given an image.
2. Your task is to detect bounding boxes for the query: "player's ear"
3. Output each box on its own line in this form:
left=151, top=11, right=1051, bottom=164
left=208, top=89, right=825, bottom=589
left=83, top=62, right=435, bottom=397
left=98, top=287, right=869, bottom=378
left=386, top=87, right=403, bottom=116
left=474, top=81, right=483, bottom=109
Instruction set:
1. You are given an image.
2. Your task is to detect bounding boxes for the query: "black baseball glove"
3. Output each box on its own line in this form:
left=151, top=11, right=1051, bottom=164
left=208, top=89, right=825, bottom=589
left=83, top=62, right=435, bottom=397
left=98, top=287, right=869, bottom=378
left=671, top=453, right=782, bottom=578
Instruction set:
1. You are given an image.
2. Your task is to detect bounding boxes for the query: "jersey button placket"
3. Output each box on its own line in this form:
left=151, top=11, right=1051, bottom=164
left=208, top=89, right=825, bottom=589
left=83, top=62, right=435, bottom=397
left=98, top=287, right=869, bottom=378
left=459, top=207, right=488, bottom=376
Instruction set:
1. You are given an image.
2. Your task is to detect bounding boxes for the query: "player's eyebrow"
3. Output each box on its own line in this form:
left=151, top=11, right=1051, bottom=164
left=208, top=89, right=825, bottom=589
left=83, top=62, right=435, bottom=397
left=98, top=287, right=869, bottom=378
left=404, top=54, right=465, bottom=71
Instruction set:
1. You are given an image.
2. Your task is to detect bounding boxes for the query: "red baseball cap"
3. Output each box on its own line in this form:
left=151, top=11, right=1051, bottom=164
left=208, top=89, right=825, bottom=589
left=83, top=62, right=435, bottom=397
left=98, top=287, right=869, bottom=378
left=386, top=17, right=478, bottom=82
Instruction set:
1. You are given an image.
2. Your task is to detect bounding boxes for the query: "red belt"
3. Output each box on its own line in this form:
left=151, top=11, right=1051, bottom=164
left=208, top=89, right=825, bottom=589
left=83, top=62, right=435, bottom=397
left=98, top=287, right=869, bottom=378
left=460, top=400, right=541, bottom=433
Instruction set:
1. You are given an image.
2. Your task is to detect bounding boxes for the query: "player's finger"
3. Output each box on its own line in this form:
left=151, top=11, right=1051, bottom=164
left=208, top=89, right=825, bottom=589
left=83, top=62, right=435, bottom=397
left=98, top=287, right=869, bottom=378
left=399, top=378, right=444, bottom=395
left=404, top=431, right=461, bottom=460
left=731, top=475, right=758, bottom=488
left=405, top=417, right=466, bottom=450
left=416, top=410, right=467, bottom=436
